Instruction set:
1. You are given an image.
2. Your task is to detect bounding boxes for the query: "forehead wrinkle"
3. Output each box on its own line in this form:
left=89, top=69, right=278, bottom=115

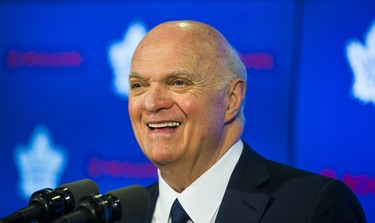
left=166, top=70, right=195, bottom=78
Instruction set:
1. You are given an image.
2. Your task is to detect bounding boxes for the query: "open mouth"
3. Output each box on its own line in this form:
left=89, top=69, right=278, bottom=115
left=147, top=122, right=181, bottom=130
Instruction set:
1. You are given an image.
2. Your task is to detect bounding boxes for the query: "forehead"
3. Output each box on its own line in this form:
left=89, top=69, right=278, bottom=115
left=131, top=41, right=203, bottom=78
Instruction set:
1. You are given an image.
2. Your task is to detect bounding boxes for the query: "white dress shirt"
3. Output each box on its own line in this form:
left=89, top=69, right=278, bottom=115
left=151, top=140, right=243, bottom=223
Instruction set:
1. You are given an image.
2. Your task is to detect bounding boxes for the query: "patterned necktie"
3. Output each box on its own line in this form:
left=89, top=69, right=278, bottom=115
left=170, top=199, right=191, bottom=223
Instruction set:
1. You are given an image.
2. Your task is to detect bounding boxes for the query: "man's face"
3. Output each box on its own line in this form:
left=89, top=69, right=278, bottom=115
left=128, top=39, right=228, bottom=168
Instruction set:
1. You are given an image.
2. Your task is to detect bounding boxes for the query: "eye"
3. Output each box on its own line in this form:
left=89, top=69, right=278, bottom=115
left=131, top=82, right=143, bottom=89
left=174, top=80, right=186, bottom=86
left=166, top=75, right=193, bottom=91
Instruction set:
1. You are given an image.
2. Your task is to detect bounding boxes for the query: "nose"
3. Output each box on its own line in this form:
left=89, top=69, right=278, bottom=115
left=142, top=84, right=173, bottom=113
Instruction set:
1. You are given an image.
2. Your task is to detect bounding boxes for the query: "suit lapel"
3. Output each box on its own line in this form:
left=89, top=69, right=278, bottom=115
left=216, top=190, right=270, bottom=223
left=215, top=142, right=271, bottom=223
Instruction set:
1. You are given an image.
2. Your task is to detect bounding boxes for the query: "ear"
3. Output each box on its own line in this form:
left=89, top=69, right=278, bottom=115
left=225, top=77, right=246, bottom=123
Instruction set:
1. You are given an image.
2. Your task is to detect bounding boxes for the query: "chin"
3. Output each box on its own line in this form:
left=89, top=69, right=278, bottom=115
left=145, top=148, right=177, bottom=166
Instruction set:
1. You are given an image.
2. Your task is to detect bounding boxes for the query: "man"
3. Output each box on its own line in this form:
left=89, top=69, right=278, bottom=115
left=126, top=20, right=366, bottom=223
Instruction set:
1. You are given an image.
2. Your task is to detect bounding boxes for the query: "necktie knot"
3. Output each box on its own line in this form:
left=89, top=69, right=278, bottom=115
left=170, top=199, right=191, bottom=223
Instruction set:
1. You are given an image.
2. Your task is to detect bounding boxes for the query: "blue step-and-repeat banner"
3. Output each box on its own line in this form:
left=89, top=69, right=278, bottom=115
left=1, top=0, right=374, bottom=221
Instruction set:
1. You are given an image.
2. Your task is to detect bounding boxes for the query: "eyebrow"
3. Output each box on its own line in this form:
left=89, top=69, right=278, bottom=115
left=129, top=71, right=142, bottom=79
left=129, top=70, right=195, bottom=80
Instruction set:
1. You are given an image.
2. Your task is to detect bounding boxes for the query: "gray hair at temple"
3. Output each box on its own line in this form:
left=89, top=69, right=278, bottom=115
left=221, top=45, right=247, bottom=123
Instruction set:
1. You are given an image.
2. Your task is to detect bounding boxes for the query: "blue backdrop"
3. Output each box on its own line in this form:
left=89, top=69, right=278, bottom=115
left=0, top=0, right=374, bottom=221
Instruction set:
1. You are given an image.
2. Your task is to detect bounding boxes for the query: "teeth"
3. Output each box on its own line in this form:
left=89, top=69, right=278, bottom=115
left=148, top=122, right=181, bottom=128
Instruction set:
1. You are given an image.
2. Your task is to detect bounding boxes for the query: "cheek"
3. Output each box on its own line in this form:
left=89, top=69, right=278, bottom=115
left=128, top=97, right=146, bottom=147
left=128, top=97, right=141, bottom=117
left=180, top=94, right=225, bottom=126
left=128, top=97, right=144, bottom=132
left=177, top=95, right=204, bottom=117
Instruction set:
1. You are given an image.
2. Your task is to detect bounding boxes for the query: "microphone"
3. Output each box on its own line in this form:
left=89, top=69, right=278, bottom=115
left=1, top=179, right=100, bottom=223
left=51, top=185, right=150, bottom=223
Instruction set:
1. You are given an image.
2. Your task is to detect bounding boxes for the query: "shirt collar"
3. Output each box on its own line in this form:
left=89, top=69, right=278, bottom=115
left=157, top=140, right=243, bottom=223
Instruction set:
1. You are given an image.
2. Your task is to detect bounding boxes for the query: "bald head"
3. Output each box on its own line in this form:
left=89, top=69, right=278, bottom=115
left=135, top=20, right=229, bottom=56
left=132, top=20, right=247, bottom=89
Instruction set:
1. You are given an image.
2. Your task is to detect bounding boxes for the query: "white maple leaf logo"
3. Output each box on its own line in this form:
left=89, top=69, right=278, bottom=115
left=108, top=21, right=148, bottom=99
left=346, top=20, right=375, bottom=106
left=14, top=125, right=67, bottom=199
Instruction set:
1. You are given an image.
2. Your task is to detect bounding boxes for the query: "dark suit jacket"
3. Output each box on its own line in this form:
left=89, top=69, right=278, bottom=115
left=126, top=142, right=366, bottom=223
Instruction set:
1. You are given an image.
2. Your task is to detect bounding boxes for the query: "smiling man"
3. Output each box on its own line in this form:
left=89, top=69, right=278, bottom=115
left=127, top=20, right=365, bottom=223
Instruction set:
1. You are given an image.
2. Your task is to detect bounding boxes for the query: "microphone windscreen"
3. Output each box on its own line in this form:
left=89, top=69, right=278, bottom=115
left=108, top=185, right=150, bottom=221
left=57, top=179, right=100, bottom=206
